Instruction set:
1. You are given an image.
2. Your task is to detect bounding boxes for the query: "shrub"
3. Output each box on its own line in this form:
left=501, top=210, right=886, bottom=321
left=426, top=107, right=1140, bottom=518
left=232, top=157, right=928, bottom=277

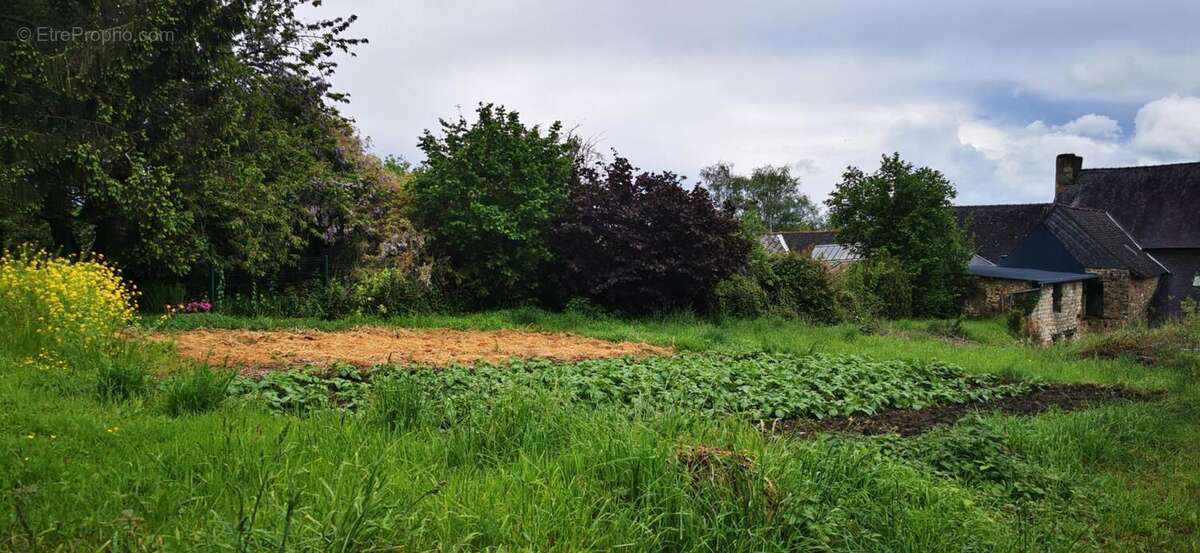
left=95, top=358, right=150, bottom=401
left=409, top=103, right=574, bottom=308
left=837, top=255, right=913, bottom=320
left=350, top=267, right=437, bottom=316
left=554, top=155, right=751, bottom=314
left=161, top=366, right=233, bottom=416
left=763, top=254, right=839, bottom=323
left=0, top=249, right=136, bottom=361
left=711, top=275, right=768, bottom=318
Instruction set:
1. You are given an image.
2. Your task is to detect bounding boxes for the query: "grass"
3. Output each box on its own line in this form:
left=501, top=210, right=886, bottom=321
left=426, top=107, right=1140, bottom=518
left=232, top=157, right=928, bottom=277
left=3, top=311, right=1197, bottom=550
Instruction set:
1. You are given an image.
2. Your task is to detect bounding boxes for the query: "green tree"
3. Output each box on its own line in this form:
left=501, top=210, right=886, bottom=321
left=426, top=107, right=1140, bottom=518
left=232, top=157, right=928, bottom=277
left=0, top=0, right=370, bottom=279
left=824, top=153, right=971, bottom=317
left=409, top=104, right=574, bottom=308
left=699, top=163, right=822, bottom=230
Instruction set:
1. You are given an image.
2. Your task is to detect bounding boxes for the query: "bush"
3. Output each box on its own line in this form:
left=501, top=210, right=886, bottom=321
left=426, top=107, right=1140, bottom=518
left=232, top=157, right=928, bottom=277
left=837, top=256, right=913, bottom=320
left=0, top=249, right=136, bottom=361
left=711, top=275, right=768, bottom=318
left=762, top=254, right=839, bottom=323
left=161, top=366, right=233, bottom=416
left=350, top=267, right=438, bottom=316
left=554, top=155, right=751, bottom=313
left=95, top=358, right=150, bottom=401
left=409, top=103, right=574, bottom=308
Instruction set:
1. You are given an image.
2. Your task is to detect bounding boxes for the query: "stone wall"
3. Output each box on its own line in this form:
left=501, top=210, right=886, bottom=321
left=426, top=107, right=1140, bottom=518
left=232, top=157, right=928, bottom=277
left=1085, top=268, right=1160, bottom=330
left=1027, top=281, right=1084, bottom=343
left=963, top=278, right=1037, bottom=316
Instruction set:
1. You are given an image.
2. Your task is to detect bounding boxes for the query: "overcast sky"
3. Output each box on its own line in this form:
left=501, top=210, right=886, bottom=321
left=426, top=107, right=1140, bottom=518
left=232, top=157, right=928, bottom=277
left=306, top=0, right=1200, bottom=206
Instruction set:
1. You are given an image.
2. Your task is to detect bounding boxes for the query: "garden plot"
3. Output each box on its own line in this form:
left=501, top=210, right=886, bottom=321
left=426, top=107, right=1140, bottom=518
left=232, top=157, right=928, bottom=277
left=157, top=327, right=670, bottom=375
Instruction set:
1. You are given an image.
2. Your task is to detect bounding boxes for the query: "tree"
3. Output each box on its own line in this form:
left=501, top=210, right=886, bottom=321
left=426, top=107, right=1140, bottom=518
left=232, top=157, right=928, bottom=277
left=554, top=155, right=751, bottom=313
left=824, top=153, right=971, bottom=317
left=408, top=104, right=574, bottom=308
left=0, top=0, right=371, bottom=280
left=699, top=163, right=822, bottom=230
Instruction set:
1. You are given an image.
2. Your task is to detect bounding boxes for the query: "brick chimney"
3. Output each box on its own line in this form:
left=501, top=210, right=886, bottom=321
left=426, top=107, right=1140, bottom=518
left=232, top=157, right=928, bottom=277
left=1054, top=153, right=1082, bottom=203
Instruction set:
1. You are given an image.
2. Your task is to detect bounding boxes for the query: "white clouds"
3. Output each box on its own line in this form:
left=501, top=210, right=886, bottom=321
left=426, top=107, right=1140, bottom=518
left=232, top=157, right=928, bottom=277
left=1132, top=95, right=1200, bottom=158
left=1054, top=114, right=1122, bottom=139
left=952, top=96, right=1200, bottom=203
left=305, top=1, right=1200, bottom=208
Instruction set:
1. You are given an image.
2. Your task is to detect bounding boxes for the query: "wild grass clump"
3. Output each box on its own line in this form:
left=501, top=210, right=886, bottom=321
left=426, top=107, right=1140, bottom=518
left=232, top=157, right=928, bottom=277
left=94, top=356, right=150, bottom=401
left=369, top=373, right=427, bottom=431
left=161, top=365, right=233, bottom=416
left=0, top=249, right=136, bottom=364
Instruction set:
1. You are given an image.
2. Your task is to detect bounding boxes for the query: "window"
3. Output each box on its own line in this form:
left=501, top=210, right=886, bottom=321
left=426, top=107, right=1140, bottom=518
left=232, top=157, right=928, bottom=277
left=1052, top=283, right=1063, bottom=313
left=1193, top=273, right=1200, bottom=288
left=1084, top=280, right=1104, bottom=317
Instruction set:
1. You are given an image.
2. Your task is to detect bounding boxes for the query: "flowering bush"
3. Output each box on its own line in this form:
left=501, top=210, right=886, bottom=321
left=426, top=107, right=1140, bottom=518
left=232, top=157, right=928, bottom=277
left=0, top=249, right=136, bottom=362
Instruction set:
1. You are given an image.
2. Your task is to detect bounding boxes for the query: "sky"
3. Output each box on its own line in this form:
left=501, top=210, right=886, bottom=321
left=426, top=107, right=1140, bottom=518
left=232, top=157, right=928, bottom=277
left=304, top=0, right=1200, bottom=206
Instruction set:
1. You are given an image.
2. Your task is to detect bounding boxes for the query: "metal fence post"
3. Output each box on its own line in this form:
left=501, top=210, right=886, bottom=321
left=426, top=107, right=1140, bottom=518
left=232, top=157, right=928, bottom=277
left=209, top=265, right=218, bottom=309
left=322, top=255, right=330, bottom=285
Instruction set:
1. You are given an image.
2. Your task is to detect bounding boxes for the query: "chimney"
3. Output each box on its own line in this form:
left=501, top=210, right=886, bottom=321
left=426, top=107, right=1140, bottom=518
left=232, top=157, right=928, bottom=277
left=1054, top=153, right=1082, bottom=203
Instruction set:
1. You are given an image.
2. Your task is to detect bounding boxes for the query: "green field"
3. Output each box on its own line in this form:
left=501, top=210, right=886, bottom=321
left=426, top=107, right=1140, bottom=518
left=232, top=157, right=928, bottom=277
left=3, top=312, right=1198, bottom=551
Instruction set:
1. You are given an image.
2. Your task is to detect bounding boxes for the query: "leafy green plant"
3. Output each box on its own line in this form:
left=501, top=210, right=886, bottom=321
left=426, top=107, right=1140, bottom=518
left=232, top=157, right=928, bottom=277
left=161, top=366, right=234, bottom=416
left=710, top=275, right=768, bottom=319
left=230, top=365, right=370, bottom=415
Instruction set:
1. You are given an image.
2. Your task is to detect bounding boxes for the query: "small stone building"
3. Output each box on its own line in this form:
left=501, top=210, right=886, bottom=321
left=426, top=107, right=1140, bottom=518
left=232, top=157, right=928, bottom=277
left=958, top=153, right=1200, bottom=328
left=964, top=266, right=1094, bottom=343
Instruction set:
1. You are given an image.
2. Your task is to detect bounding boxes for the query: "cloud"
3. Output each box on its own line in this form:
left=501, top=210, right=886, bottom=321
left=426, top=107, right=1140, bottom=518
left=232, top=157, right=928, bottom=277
left=1132, top=95, right=1200, bottom=158
left=303, top=0, right=1200, bottom=208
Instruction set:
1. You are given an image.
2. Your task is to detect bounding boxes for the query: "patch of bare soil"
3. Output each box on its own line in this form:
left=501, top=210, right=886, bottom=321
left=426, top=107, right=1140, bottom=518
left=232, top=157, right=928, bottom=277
left=772, top=384, right=1164, bottom=438
left=156, top=327, right=671, bottom=376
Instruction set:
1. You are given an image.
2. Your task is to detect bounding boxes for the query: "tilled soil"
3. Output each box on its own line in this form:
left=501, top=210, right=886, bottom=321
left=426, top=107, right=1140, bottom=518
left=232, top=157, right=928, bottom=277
left=772, top=383, right=1164, bottom=438
left=155, top=327, right=671, bottom=375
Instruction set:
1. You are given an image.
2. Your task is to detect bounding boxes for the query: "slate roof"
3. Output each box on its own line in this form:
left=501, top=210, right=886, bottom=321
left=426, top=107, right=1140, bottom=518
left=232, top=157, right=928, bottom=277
left=777, top=230, right=838, bottom=253
left=1043, top=206, right=1168, bottom=278
left=969, top=265, right=1097, bottom=285
left=1063, top=161, right=1200, bottom=248
left=955, top=204, right=1052, bottom=263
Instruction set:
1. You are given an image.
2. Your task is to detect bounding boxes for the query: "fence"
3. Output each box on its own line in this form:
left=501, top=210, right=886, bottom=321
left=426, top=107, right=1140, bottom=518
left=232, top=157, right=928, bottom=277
left=139, top=254, right=339, bottom=312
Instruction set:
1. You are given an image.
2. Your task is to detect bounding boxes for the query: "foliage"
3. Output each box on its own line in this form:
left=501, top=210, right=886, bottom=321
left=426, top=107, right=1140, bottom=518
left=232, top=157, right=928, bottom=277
left=711, top=275, right=769, bottom=318
left=94, top=357, right=150, bottom=402
left=927, top=317, right=972, bottom=341
left=889, top=418, right=1070, bottom=503
left=229, top=365, right=370, bottom=414
left=0, top=249, right=135, bottom=361
left=836, top=255, right=914, bottom=320
left=408, top=104, right=574, bottom=308
left=758, top=253, right=840, bottom=323
left=160, top=366, right=233, bottom=416
left=699, top=163, right=823, bottom=231
left=348, top=267, right=440, bottom=316
left=554, top=156, right=751, bottom=313
left=0, top=0, right=396, bottom=281
left=362, top=353, right=1031, bottom=421
left=825, top=154, right=972, bottom=317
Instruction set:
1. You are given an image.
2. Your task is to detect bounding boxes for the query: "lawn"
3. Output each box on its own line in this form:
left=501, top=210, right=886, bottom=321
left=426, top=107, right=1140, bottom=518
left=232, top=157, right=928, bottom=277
left=3, top=311, right=1198, bottom=551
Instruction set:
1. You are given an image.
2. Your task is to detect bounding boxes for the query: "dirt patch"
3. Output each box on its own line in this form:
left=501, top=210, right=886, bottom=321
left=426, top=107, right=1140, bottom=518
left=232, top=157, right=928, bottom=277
left=772, top=384, right=1164, bottom=438
left=156, top=327, right=671, bottom=375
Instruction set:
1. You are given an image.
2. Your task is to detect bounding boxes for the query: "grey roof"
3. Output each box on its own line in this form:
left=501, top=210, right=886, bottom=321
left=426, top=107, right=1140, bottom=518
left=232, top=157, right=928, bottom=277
left=777, top=230, right=838, bottom=253
left=1063, top=161, right=1200, bottom=248
left=758, top=233, right=789, bottom=254
left=811, top=244, right=863, bottom=264
left=955, top=204, right=1052, bottom=263
left=1044, top=206, right=1168, bottom=278
left=969, top=265, right=1097, bottom=285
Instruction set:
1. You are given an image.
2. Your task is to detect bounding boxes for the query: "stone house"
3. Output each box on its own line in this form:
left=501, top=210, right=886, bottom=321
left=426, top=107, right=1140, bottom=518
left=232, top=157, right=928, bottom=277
left=957, top=153, right=1197, bottom=341
left=963, top=266, right=1093, bottom=343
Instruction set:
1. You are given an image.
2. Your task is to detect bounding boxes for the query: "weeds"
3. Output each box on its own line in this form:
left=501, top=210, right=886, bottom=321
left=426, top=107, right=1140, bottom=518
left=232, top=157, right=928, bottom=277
left=161, top=365, right=233, bottom=416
